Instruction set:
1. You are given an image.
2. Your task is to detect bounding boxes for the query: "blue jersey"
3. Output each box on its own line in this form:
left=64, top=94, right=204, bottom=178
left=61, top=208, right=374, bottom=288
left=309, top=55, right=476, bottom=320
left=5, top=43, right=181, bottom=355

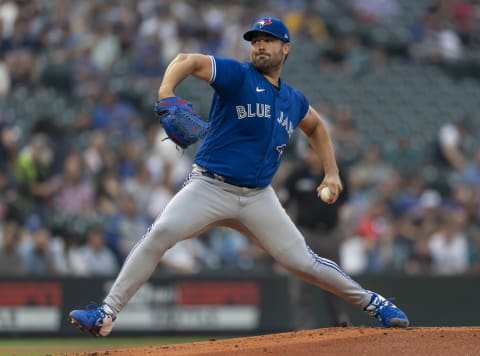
left=194, top=56, right=309, bottom=188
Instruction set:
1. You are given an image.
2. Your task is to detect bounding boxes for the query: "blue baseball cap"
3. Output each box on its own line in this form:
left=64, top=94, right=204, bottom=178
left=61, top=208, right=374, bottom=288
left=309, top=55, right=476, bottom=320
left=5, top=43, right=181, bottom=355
left=243, top=17, right=290, bottom=43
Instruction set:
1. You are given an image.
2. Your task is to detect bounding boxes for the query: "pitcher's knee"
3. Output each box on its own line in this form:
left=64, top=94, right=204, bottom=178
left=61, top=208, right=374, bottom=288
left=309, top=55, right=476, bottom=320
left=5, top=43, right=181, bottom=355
left=141, top=221, right=183, bottom=252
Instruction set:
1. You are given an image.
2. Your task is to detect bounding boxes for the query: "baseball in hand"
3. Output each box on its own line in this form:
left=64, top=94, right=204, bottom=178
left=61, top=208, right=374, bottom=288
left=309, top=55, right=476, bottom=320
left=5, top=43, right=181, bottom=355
left=320, top=187, right=332, bottom=202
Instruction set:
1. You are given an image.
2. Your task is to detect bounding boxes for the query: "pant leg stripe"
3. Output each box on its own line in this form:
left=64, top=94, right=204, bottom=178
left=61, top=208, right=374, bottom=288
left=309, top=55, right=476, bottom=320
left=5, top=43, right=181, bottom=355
left=306, top=245, right=362, bottom=287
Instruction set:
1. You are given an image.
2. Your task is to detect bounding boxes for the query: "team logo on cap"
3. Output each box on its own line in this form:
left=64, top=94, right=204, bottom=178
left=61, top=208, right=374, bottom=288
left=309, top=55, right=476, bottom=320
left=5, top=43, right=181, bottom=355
left=257, top=19, right=272, bottom=28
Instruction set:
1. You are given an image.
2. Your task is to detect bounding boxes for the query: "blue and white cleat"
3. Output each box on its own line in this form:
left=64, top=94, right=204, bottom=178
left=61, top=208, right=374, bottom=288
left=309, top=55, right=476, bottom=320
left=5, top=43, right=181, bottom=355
left=68, top=303, right=116, bottom=336
left=364, top=292, right=409, bottom=328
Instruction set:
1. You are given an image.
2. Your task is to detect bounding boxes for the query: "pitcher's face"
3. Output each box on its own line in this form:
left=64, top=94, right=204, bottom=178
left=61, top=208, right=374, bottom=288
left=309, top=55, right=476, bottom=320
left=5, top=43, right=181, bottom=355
left=250, top=34, right=289, bottom=73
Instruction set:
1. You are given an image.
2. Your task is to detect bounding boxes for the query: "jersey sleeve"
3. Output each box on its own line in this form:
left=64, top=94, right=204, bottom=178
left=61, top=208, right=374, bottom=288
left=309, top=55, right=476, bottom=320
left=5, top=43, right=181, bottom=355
left=209, top=56, right=246, bottom=97
left=298, top=91, right=310, bottom=122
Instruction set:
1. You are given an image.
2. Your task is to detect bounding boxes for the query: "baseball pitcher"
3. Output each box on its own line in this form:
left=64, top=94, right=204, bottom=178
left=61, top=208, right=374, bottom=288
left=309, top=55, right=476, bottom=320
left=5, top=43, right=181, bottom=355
left=69, top=16, right=409, bottom=336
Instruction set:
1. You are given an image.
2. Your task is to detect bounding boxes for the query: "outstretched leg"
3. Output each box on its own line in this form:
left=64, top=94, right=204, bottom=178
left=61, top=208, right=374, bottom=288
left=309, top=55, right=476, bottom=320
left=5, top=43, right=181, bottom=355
left=238, top=186, right=409, bottom=327
left=69, top=175, right=239, bottom=336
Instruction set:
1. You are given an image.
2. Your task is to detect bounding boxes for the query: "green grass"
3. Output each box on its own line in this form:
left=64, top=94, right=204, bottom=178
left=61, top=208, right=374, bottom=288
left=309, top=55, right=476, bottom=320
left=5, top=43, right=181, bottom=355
left=0, top=336, right=225, bottom=356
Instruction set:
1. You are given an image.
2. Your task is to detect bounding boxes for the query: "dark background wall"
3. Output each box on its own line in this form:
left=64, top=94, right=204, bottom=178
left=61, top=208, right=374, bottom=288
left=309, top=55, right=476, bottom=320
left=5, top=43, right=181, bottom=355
left=0, top=274, right=478, bottom=337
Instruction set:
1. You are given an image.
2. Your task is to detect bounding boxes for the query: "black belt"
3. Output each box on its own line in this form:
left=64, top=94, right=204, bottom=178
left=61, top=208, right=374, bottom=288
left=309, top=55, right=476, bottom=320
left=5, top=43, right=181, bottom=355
left=198, top=169, right=258, bottom=189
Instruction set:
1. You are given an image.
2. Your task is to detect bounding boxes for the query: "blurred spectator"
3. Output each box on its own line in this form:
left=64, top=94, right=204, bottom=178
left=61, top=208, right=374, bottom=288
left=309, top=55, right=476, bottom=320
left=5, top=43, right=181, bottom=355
left=2, top=14, right=42, bottom=53
left=30, top=116, right=70, bottom=173
left=64, top=237, right=87, bottom=275
left=317, top=33, right=369, bottom=75
left=389, top=176, right=426, bottom=219
left=5, top=49, right=37, bottom=90
left=406, top=235, right=434, bottom=275
left=123, top=160, right=154, bottom=215
left=91, top=89, right=140, bottom=137
left=383, top=135, right=422, bottom=178
left=131, top=40, right=165, bottom=89
left=355, top=198, right=393, bottom=272
left=14, top=133, right=61, bottom=221
left=93, top=171, right=123, bottom=256
left=138, top=4, right=180, bottom=62
left=0, top=54, right=11, bottom=95
left=391, top=188, right=441, bottom=273
left=118, top=138, right=145, bottom=179
left=0, top=221, right=24, bottom=276
left=20, top=226, right=67, bottom=276
left=339, top=222, right=369, bottom=275
left=284, top=9, right=329, bottom=42
left=68, top=227, right=119, bottom=276
left=70, top=44, right=101, bottom=98
left=452, top=1, right=478, bottom=48
left=348, top=144, right=395, bottom=198
left=428, top=208, right=469, bottom=275
left=317, top=35, right=346, bottom=72
left=432, top=115, right=474, bottom=172
left=53, top=150, right=95, bottom=218
left=461, top=148, right=480, bottom=188
left=0, top=2, right=19, bottom=40
left=90, top=22, right=121, bottom=72
left=447, top=182, right=479, bottom=228
left=0, top=118, right=20, bottom=172
left=410, top=4, right=463, bottom=63
left=343, top=34, right=370, bottom=75
left=390, top=215, right=417, bottom=272
left=410, top=189, right=443, bottom=256
left=330, top=105, right=364, bottom=168
left=83, top=130, right=111, bottom=175
left=146, top=178, right=175, bottom=222
left=347, top=0, right=400, bottom=25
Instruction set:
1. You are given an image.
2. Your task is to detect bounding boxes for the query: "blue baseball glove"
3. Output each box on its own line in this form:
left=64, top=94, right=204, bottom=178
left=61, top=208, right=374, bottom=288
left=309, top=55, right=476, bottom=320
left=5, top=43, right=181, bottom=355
left=154, top=97, right=209, bottom=149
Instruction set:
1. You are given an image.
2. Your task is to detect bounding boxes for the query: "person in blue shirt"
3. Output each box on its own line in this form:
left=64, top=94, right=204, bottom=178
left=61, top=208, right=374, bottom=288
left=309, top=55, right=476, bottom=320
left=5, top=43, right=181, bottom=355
left=69, top=16, right=409, bottom=337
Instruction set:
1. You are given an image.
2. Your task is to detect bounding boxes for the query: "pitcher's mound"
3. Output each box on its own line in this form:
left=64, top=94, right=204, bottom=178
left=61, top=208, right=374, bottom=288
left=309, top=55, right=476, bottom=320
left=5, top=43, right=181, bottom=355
left=76, top=327, right=480, bottom=356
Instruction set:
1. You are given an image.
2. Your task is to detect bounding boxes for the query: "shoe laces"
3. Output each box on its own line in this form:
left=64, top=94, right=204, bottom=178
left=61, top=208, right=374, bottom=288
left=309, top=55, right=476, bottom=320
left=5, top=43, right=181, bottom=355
left=366, top=296, right=396, bottom=318
left=84, top=302, right=114, bottom=320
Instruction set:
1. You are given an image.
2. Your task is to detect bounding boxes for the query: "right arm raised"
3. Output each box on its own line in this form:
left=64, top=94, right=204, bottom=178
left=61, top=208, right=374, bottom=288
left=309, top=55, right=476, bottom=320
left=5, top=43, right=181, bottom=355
left=157, top=53, right=213, bottom=100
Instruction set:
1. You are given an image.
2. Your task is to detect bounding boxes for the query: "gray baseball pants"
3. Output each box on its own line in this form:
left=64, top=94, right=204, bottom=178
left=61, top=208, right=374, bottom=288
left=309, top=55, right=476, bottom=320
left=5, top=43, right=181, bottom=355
left=104, top=169, right=371, bottom=314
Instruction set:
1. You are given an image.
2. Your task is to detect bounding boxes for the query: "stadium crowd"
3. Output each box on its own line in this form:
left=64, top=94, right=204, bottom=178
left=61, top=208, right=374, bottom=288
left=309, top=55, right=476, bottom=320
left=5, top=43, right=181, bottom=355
left=1, top=0, right=480, bottom=278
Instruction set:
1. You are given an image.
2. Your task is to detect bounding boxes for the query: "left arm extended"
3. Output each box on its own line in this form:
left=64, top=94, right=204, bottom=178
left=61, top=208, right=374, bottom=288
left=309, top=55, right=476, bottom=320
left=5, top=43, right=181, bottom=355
left=298, top=105, right=343, bottom=204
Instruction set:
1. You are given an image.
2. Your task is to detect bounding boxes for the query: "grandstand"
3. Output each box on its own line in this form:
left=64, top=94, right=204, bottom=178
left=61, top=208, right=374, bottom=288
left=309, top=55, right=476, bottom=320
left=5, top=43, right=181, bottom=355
left=1, top=0, right=479, bottom=279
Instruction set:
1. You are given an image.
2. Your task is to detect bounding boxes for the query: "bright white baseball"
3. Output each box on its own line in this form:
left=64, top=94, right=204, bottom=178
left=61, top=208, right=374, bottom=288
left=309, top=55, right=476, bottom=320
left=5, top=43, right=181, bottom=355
left=320, top=187, right=331, bottom=202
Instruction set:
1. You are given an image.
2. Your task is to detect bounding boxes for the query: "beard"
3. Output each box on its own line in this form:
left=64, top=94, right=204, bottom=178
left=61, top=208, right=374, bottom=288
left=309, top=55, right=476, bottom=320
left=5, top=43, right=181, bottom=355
left=252, top=52, right=283, bottom=73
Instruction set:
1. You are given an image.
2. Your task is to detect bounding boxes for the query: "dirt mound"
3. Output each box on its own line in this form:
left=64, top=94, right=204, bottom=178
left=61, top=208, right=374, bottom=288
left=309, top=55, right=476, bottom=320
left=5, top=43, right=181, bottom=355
left=73, top=327, right=480, bottom=356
